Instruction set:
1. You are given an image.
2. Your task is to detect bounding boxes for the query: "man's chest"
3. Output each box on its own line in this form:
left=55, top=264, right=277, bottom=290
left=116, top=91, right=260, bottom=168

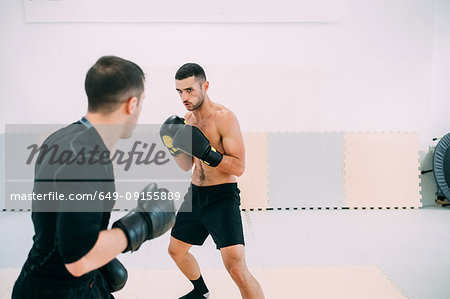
left=189, top=118, right=222, bottom=148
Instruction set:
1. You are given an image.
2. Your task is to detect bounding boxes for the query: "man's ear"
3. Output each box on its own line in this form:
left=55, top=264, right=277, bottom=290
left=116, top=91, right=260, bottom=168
left=202, top=81, right=209, bottom=93
left=126, top=96, right=138, bottom=114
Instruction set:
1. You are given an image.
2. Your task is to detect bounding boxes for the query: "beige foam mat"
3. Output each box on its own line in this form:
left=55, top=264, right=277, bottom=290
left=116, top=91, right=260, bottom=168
left=115, top=268, right=247, bottom=298
left=344, top=132, right=422, bottom=208
left=263, top=265, right=406, bottom=299
left=238, top=133, right=270, bottom=210
left=0, top=265, right=405, bottom=299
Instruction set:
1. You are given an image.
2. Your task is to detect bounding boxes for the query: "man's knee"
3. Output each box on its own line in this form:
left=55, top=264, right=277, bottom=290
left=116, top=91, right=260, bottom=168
left=168, top=239, right=189, bottom=260
left=227, top=263, right=247, bottom=284
left=168, top=244, right=181, bottom=259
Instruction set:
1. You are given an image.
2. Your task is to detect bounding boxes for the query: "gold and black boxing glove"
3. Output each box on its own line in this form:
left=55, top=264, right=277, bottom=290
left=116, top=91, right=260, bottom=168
left=172, top=125, right=223, bottom=167
left=159, top=115, right=186, bottom=157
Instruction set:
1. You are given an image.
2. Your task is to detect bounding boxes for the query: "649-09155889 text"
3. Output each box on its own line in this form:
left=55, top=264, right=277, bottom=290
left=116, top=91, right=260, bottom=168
left=9, top=191, right=181, bottom=201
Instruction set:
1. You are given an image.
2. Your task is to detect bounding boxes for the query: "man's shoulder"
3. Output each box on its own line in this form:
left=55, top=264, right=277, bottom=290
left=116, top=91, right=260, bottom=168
left=213, top=104, right=237, bottom=123
left=44, top=122, right=90, bottom=145
left=44, top=122, right=103, bottom=151
left=35, top=122, right=110, bottom=179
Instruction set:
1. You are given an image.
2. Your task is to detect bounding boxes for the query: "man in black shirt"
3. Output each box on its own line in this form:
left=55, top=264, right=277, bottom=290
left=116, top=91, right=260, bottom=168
left=12, top=56, right=175, bottom=298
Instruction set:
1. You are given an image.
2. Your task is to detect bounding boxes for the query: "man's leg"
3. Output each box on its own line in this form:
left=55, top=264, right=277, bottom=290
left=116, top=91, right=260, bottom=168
left=168, top=236, right=209, bottom=298
left=168, top=236, right=198, bottom=279
left=220, top=244, right=264, bottom=299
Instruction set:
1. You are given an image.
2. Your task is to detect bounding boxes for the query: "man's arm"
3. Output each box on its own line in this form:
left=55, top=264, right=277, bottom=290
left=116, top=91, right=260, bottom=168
left=54, top=164, right=126, bottom=277
left=63, top=183, right=175, bottom=277
left=171, top=110, right=245, bottom=174
left=215, top=111, right=245, bottom=177
left=65, top=228, right=127, bottom=277
left=173, top=152, right=194, bottom=171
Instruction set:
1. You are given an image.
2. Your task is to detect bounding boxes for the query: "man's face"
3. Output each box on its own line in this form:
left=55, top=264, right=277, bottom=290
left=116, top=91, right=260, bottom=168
left=175, top=76, right=205, bottom=111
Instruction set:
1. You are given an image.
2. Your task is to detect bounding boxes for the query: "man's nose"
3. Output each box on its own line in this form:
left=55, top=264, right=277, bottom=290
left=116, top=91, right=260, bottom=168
left=181, top=92, right=189, bottom=101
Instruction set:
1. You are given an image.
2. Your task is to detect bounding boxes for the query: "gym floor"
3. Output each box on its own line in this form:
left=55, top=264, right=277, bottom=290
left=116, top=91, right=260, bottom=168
left=0, top=206, right=449, bottom=298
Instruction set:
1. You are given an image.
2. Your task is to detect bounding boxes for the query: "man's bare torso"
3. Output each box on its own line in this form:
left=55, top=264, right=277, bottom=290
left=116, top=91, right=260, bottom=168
left=185, top=103, right=237, bottom=186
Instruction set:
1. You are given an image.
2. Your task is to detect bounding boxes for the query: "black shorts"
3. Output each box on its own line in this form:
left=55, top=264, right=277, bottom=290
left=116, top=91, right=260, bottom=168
left=171, top=183, right=245, bottom=250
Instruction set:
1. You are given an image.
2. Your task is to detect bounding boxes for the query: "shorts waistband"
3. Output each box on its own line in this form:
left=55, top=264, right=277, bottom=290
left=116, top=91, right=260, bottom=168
left=191, top=182, right=238, bottom=191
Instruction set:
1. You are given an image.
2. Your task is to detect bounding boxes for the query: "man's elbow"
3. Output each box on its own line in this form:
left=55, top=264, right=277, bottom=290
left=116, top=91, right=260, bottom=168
left=175, top=155, right=193, bottom=172
left=65, top=258, right=88, bottom=277
left=181, top=164, right=193, bottom=172
left=235, top=164, right=245, bottom=177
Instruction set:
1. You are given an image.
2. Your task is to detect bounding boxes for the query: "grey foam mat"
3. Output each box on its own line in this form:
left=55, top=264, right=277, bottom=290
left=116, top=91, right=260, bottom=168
left=0, top=134, right=4, bottom=210
left=268, top=132, right=345, bottom=208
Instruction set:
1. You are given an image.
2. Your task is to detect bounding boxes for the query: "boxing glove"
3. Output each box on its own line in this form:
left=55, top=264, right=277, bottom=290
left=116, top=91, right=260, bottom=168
left=112, top=183, right=175, bottom=252
left=172, top=125, right=223, bottom=167
left=98, top=258, right=128, bottom=292
left=160, top=115, right=186, bottom=157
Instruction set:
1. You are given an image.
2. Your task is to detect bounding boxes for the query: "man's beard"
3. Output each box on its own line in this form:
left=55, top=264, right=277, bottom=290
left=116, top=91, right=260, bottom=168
left=189, top=94, right=204, bottom=111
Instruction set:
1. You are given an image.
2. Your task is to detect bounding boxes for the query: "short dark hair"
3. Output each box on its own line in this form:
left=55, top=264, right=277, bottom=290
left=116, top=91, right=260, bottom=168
left=175, top=63, right=206, bottom=84
left=85, top=56, right=145, bottom=113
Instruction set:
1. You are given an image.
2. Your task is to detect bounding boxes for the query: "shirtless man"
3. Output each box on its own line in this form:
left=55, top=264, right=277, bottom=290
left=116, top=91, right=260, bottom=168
left=160, top=63, right=264, bottom=299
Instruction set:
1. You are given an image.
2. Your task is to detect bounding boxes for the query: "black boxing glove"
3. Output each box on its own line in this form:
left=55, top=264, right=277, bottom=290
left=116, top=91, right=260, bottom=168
left=112, top=183, right=176, bottom=252
left=172, top=125, right=223, bottom=167
left=160, top=115, right=186, bottom=157
left=98, top=258, right=128, bottom=293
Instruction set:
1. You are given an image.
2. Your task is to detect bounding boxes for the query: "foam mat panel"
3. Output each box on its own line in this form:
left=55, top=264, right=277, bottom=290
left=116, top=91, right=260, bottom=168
left=0, top=134, right=4, bottom=210
left=268, top=132, right=345, bottom=208
left=263, top=265, right=406, bottom=299
left=343, top=132, right=421, bottom=208
left=238, top=133, right=270, bottom=209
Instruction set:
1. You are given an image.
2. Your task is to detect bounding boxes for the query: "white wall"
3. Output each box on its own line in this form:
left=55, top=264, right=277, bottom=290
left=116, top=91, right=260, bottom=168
left=0, top=0, right=448, bottom=204
left=430, top=0, right=450, bottom=140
